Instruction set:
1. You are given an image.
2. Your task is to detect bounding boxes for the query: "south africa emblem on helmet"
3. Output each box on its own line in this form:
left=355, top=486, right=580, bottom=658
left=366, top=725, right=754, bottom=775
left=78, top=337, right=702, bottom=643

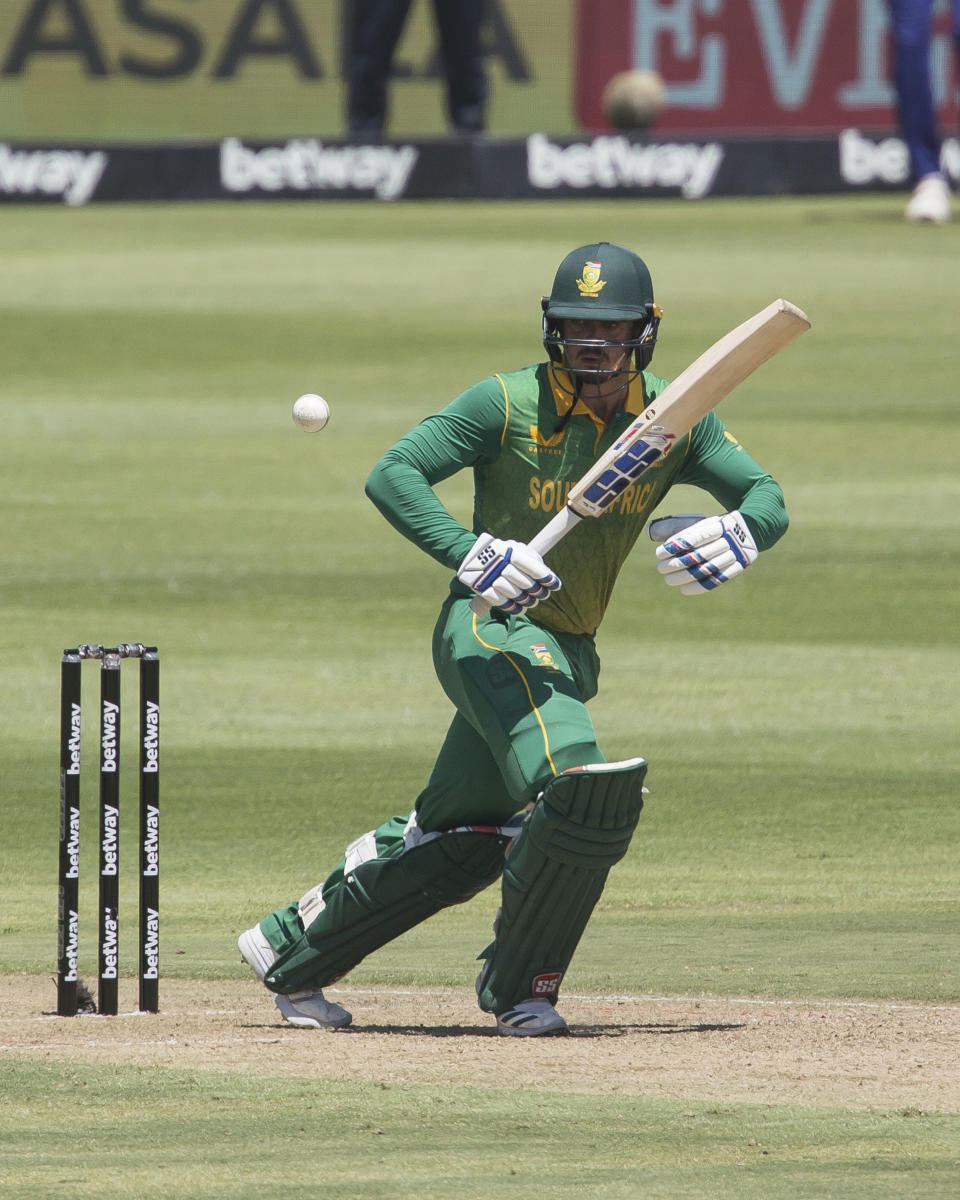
left=576, top=260, right=607, bottom=297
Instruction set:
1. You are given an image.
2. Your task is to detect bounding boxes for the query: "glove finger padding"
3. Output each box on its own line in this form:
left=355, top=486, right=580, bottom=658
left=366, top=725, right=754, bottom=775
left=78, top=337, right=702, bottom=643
left=654, top=511, right=758, bottom=595
left=506, top=541, right=559, bottom=583
left=458, top=532, right=561, bottom=613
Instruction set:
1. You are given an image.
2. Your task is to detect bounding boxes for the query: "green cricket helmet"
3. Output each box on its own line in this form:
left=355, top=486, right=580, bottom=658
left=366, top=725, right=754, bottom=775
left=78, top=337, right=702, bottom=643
left=542, top=242, right=662, bottom=382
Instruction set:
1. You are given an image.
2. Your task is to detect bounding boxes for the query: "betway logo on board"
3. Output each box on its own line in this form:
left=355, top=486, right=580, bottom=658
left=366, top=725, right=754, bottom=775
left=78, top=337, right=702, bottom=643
left=840, top=129, right=960, bottom=186
left=527, top=134, right=724, bottom=199
left=221, top=137, right=418, bottom=200
left=0, top=144, right=106, bottom=204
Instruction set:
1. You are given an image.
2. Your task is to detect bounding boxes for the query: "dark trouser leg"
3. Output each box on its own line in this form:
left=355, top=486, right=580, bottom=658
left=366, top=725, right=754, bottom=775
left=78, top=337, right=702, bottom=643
left=431, top=0, right=487, bottom=131
left=345, top=0, right=413, bottom=133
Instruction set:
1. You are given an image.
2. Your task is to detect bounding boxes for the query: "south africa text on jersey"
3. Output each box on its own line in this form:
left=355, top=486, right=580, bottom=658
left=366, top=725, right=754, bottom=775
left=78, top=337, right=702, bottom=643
left=528, top=475, right=658, bottom=516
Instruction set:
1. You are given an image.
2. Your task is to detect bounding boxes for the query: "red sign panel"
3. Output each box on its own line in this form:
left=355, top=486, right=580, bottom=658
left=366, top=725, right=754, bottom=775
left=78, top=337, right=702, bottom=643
left=575, top=0, right=959, bottom=133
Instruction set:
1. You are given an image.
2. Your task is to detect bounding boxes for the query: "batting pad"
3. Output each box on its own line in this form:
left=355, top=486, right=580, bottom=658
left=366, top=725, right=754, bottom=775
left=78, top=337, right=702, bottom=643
left=263, top=830, right=508, bottom=995
left=476, top=758, right=646, bottom=1015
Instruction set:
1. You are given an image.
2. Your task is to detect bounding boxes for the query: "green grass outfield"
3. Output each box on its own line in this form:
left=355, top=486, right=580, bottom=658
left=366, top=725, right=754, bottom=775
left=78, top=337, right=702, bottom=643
left=1, top=196, right=958, bottom=1196
left=2, top=1061, right=958, bottom=1200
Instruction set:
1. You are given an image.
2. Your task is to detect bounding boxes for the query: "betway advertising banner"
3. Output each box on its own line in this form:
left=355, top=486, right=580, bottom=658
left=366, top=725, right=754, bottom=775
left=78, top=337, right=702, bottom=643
left=3, top=0, right=957, bottom=203
left=575, top=0, right=959, bottom=133
left=4, top=130, right=959, bottom=205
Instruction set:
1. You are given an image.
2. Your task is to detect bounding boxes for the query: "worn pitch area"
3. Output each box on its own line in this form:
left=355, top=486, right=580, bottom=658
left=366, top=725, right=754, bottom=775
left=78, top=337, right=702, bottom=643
left=2, top=975, right=957, bottom=1113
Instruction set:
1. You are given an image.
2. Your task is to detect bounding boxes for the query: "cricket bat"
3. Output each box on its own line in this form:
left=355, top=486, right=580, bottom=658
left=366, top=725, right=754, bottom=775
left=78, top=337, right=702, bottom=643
left=471, top=297, right=809, bottom=613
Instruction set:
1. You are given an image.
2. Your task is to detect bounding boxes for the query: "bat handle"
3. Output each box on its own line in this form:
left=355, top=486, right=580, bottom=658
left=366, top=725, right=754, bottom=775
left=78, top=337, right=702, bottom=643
left=468, top=506, right=584, bottom=616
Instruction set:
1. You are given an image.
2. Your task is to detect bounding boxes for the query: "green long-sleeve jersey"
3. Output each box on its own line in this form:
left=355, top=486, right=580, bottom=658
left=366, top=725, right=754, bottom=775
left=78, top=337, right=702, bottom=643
left=366, top=362, right=788, bottom=635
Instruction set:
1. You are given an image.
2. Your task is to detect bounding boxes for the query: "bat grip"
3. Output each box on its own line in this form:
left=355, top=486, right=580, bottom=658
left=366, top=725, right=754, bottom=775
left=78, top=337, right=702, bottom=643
left=468, top=506, right=583, bottom=616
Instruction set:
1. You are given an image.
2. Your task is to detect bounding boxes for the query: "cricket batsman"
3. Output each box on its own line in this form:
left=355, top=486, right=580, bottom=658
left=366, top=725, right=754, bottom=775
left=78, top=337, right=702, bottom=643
left=239, top=242, right=789, bottom=1036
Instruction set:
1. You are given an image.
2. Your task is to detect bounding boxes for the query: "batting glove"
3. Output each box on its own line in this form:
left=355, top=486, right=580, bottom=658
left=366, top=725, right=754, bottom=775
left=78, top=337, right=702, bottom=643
left=458, top=532, right=561, bottom=614
left=655, top=510, right=758, bottom=595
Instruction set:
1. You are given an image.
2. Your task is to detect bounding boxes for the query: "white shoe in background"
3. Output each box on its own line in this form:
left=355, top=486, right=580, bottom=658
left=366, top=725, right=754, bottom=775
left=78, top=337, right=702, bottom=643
left=905, top=174, right=951, bottom=224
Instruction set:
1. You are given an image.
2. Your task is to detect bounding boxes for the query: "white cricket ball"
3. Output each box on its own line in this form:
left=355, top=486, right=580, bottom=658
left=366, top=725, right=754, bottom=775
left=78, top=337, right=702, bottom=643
left=292, top=393, right=330, bottom=433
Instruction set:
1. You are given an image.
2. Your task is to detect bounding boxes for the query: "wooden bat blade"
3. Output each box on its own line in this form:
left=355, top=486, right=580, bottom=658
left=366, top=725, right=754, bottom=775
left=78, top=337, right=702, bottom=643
left=566, top=298, right=809, bottom=519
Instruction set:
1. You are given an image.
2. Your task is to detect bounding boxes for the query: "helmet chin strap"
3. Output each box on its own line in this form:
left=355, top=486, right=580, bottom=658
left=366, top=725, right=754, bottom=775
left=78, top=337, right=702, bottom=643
left=548, top=362, right=639, bottom=435
left=573, top=363, right=640, bottom=394
left=550, top=343, right=641, bottom=402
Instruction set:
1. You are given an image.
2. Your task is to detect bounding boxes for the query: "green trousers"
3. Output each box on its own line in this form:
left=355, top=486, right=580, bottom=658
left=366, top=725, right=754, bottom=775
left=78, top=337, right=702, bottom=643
left=260, top=593, right=608, bottom=985
left=421, top=592, right=605, bottom=825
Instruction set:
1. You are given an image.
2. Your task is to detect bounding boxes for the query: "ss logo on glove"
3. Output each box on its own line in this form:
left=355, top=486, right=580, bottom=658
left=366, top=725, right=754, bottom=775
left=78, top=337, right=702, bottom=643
left=654, top=510, right=758, bottom=595
left=458, top=532, right=561, bottom=614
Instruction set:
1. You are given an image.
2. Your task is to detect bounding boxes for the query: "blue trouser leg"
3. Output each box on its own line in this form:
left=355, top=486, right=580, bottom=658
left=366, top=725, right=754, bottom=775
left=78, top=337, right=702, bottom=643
left=889, top=0, right=941, bottom=180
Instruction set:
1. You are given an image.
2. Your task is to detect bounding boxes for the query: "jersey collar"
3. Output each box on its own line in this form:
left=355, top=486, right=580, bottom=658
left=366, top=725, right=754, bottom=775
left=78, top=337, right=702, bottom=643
left=547, top=363, right=648, bottom=429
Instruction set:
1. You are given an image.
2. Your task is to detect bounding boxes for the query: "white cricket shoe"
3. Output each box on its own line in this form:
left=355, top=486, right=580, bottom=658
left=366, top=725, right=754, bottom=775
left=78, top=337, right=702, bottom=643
left=905, top=174, right=951, bottom=224
left=238, top=924, right=352, bottom=1030
left=274, top=990, right=352, bottom=1030
left=495, top=998, right=568, bottom=1037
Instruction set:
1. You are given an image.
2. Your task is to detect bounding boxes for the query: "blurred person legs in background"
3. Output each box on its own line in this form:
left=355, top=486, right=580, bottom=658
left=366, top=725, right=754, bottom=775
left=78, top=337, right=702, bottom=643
left=889, top=0, right=960, bottom=223
left=345, top=0, right=487, bottom=136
